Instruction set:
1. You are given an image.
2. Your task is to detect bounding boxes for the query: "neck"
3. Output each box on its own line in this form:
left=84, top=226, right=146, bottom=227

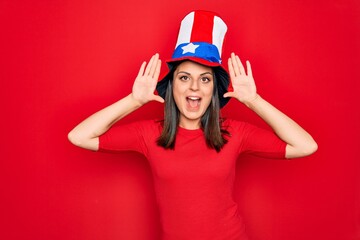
left=179, top=118, right=201, bottom=130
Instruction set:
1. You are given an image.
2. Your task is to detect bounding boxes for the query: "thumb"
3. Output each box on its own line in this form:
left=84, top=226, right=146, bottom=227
left=152, top=95, right=165, bottom=103
left=223, top=92, right=236, bottom=99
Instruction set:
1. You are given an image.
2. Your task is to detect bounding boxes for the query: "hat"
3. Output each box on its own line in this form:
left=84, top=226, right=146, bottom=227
left=156, top=10, right=230, bottom=108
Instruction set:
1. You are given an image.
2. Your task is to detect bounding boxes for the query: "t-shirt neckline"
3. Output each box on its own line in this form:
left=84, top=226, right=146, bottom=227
left=177, top=126, right=203, bottom=137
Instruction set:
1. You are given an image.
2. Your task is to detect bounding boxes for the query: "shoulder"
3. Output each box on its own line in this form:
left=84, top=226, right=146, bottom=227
left=221, top=118, right=262, bottom=136
left=222, top=118, right=247, bottom=131
left=143, top=119, right=163, bottom=129
left=106, top=119, right=162, bottom=137
left=125, top=119, right=162, bottom=132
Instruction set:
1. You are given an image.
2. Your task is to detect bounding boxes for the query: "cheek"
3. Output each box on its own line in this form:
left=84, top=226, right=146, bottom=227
left=172, top=83, right=184, bottom=104
left=204, top=86, right=214, bottom=100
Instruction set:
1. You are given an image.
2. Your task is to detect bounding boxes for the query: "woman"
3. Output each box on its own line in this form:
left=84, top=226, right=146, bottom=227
left=68, top=11, right=317, bottom=240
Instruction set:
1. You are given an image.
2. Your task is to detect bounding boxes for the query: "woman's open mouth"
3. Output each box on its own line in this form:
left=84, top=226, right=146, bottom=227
left=186, top=96, right=201, bottom=110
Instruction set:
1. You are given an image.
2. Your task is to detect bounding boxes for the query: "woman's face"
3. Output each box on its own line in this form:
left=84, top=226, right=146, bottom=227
left=172, top=61, right=214, bottom=129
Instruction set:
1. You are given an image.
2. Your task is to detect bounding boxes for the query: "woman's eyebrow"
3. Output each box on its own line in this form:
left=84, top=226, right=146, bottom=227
left=176, top=71, right=191, bottom=75
left=176, top=71, right=213, bottom=76
left=200, top=72, right=213, bottom=76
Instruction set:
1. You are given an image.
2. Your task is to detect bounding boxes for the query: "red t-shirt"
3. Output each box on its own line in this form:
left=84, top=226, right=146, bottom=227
left=99, top=119, right=286, bottom=240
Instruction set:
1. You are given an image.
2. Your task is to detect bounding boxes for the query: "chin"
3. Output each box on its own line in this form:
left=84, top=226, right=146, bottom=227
left=181, top=109, right=207, bottom=122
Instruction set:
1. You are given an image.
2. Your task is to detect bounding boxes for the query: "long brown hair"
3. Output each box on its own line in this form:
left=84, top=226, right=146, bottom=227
left=156, top=64, right=229, bottom=152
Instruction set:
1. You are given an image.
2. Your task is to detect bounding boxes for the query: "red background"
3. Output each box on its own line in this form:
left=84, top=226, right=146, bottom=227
left=1, top=0, right=359, bottom=239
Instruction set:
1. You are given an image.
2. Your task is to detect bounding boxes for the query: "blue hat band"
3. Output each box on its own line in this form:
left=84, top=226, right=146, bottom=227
left=172, top=42, right=221, bottom=64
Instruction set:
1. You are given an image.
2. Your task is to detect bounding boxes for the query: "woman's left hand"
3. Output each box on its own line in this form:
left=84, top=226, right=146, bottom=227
left=223, top=53, right=258, bottom=106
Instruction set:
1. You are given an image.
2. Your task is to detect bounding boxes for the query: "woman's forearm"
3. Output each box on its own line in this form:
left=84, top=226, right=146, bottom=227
left=68, top=94, right=142, bottom=150
left=68, top=54, right=163, bottom=151
left=246, top=94, right=318, bottom=158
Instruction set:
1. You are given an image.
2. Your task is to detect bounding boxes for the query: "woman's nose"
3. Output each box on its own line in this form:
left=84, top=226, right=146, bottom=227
left=189, top=79, right=199, bottom=91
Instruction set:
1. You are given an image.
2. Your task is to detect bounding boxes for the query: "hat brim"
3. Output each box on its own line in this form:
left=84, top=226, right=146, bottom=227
left=156, top=58, right=230, bottom=108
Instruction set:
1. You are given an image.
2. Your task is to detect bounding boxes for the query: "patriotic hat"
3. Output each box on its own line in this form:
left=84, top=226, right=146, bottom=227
left=156, top=10, right=230, bottom=108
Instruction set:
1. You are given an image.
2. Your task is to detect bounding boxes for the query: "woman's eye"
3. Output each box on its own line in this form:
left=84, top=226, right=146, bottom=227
left=201, top=77, right=211, bottom=83
left=179, top=76, right=189, bottom=81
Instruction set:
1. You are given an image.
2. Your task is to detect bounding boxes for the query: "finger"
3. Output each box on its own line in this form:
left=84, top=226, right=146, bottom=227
left=246, top=61, right=253, bottom=78
left=228, top=58, right=236, bottom=80
left=153, top=59, right=161, bottom=80
left=149, top=53, right=159, bottom=77
left=223, top=92, right=236, bottom=98
left=246, top=60, right=256, bottom=88
left=144, top=54, right=155, bottom=76
left=235, top=55, right=246, bottom=75
left=137, top=61, right=146, bottom=78
left=152, top=95, right=165, bottom=103
left=231, top=53, right=241, bottom=76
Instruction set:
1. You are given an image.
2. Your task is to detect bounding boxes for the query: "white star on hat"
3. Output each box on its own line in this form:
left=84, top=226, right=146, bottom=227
left=181, top=43, right=199, bottom=54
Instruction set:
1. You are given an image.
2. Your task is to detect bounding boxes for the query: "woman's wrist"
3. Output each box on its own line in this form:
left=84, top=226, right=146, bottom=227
left=243, top=94, right=261, bottom=108
left=129, top=93, right=146, bottom=107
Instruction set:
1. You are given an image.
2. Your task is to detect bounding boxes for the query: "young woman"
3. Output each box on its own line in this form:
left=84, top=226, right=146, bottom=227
left=68, top=11, right=317, bottom=240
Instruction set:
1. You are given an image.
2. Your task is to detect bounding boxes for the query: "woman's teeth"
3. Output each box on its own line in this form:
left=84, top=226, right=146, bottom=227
left=187, top=96, right=200, bottom=100
left=187, top=97, right=201, bottom=108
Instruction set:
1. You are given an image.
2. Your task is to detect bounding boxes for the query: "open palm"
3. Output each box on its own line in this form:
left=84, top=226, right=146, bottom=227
left=132, top=53, right=164, bottom=105
left=224, top=53, right=258, bottom=106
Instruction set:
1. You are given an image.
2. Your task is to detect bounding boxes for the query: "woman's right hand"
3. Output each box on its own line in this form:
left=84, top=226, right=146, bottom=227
left=131, top=53, right=164, bottom=105
left=68, top=54, right=163, bottom=151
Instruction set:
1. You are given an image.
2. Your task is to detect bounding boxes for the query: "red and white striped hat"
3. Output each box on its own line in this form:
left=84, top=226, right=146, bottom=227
left=157, top=10, right=231, bottom=108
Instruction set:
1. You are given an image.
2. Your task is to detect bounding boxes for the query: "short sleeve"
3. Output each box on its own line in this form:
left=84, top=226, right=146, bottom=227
left=226, top=119, right=287, bottom=159
left=98, top=120, right=159, bottom=156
